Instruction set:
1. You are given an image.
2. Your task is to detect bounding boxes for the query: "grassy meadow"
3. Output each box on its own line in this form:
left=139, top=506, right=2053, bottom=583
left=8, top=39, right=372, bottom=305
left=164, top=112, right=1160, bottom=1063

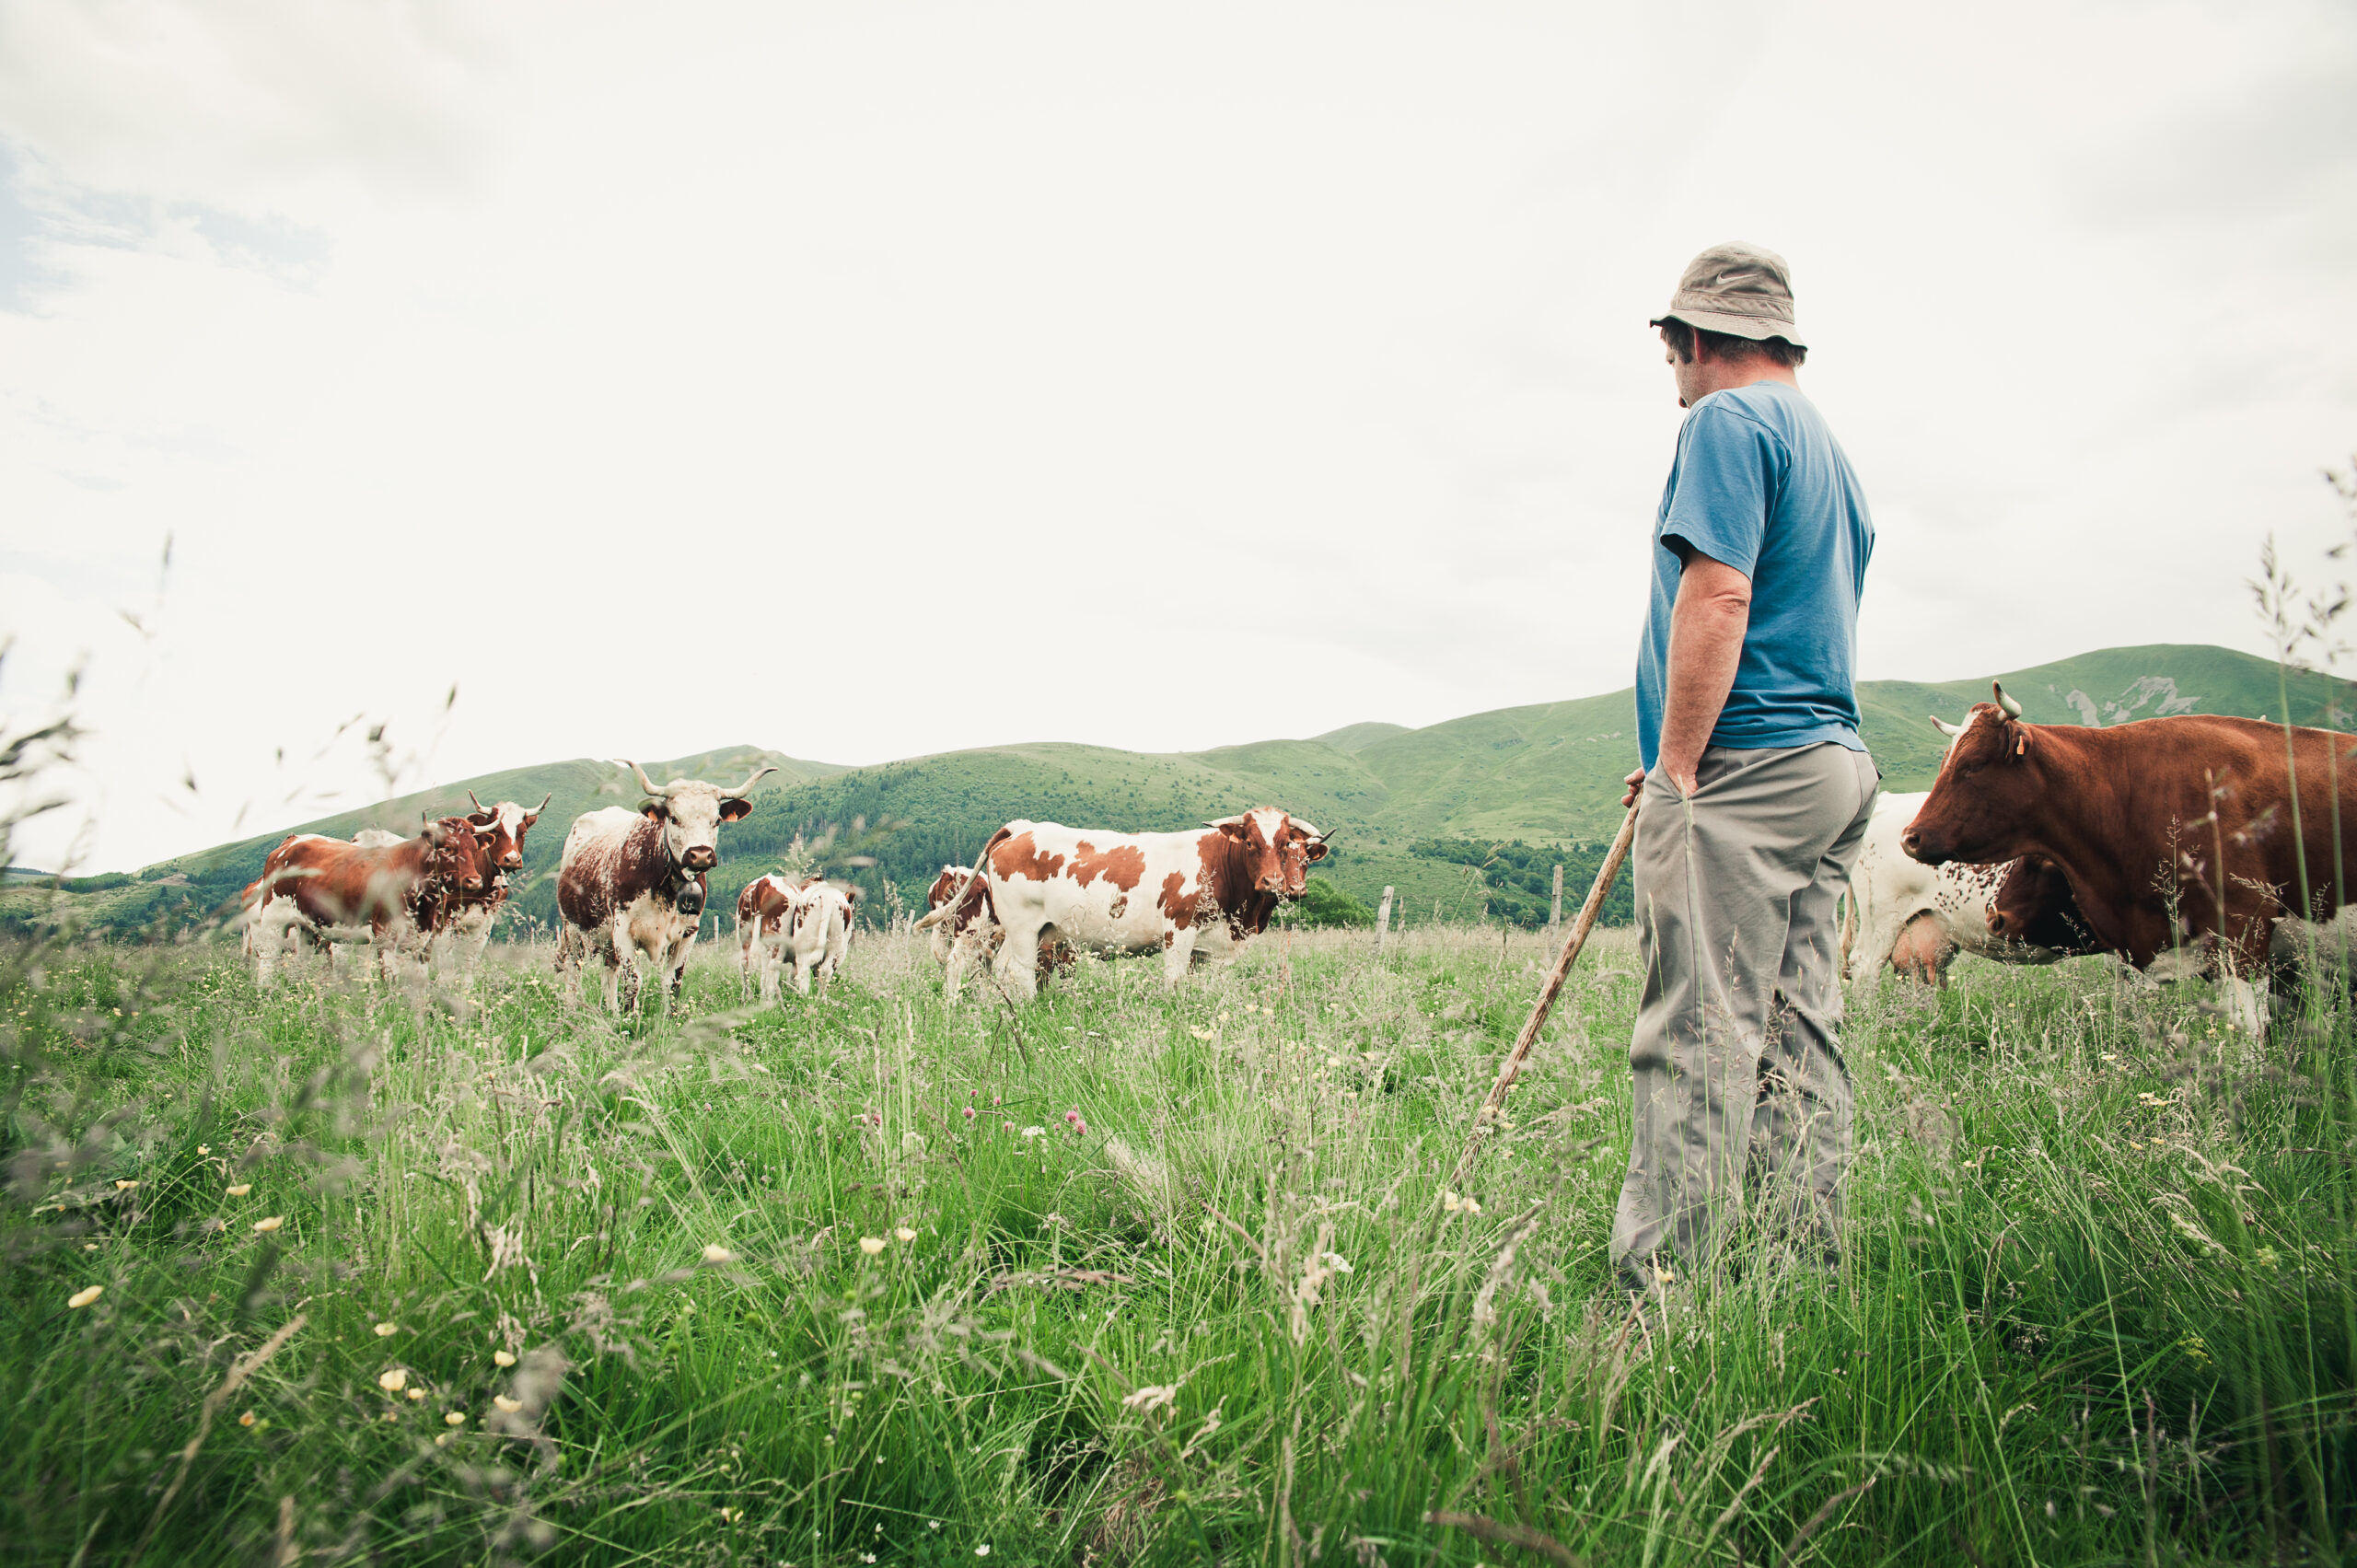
left=6, top=919, right=2357, bottom=1565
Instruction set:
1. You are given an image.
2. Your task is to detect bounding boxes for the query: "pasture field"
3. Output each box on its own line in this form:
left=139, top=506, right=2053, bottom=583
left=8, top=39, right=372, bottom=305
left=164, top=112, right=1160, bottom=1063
left=5, top=923, right=2356, bottom=1565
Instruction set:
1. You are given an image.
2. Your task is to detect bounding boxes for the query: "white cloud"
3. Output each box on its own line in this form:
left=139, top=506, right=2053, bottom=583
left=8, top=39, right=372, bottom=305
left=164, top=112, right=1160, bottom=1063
left=0, top=0, right=2352, bottom=870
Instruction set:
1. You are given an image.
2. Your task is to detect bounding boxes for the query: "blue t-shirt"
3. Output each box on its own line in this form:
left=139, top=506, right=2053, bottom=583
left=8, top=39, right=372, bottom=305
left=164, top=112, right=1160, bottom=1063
left=1634, top=381, right=1875, bottom=771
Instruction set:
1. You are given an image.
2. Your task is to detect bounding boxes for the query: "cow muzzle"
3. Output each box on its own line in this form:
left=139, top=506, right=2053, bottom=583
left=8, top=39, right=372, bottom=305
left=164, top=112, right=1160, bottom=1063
left=1899, top=828, right=1929, bottom=862
left=683, top=846, right=717, bottom=871
left=500, top=854, right=523, bottom=870
left=1986, top=908, right=2014, bottom=937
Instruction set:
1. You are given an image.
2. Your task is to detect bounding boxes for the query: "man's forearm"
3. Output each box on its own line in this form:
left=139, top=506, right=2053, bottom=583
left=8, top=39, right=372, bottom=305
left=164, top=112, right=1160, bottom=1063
left=1656, top=556, right=1752, bottom=787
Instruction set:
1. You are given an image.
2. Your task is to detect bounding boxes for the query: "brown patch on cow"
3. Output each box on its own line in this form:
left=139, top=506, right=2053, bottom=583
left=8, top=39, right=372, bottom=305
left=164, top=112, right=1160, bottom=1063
left=1107, top=894, right=1128, bottom=920
left=256, top=819, right=485, bottom=940
left=738, top=876, right=793, bottom=937
left=1157, top=871, right=1195, bottom=930
left=1068, top=841, right=1146, bottom=892
left=991, top=830, right=1066, bottom=883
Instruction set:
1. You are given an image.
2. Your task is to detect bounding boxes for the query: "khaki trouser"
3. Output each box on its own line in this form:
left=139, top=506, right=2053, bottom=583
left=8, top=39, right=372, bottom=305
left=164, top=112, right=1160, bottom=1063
left=1610, top=741, right=1879, bottom=1287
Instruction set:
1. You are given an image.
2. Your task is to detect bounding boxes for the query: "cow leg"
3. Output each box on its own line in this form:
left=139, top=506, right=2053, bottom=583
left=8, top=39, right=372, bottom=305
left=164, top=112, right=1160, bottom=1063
left=603, top=916, right=633, bottom=1014
left=993, top=915, right=1045, bottom=1002
left=250, top=902, right=286, bottom=987
left=554, top=923, right=585, bottom=1006
left=664, top=932, right=695, bottom=1013
left=1160, top=926, right=1201, bottom=986
left=2222, top=972, right=2270, bottom=1039
left=942, top=926, right=981, bottom=1004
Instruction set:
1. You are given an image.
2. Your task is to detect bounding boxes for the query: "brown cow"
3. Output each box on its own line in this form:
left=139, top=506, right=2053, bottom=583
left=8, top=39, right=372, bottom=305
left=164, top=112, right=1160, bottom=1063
left=431, top=791, right=551, bottom=979
left=1902, top=682, right=2357, bottom=1029
left=246, top=818, right=486, bottom=985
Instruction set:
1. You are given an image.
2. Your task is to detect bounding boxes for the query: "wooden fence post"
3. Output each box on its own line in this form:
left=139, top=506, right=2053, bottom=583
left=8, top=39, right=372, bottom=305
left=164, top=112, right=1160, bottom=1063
left=1374, top=886, right=1394, bottom=955
left=1550, top=864, right=1563, bottom=930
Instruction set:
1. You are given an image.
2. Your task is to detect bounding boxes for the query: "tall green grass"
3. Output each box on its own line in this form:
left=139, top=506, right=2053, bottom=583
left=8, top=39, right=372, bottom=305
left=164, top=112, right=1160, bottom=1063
left=4, top=923, right=2354, bottom=1564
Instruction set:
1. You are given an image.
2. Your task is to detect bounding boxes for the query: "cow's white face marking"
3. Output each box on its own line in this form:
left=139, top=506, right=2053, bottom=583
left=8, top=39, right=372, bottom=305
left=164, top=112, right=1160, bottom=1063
left=647, top=783, right=731, bottom=870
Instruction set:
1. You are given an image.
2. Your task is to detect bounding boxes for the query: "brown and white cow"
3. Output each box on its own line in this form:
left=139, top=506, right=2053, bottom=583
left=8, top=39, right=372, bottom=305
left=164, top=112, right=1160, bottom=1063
left=784, top=879, right=856, bottom=995
left=736, top=872, right=802, bottom=1002
left=1902, top=682, right=2357, bottom=1030
left=246, top=818, right=487, bottom=985
left=555, top=761, right=773, bottom=1014
left=430, top=791, right=551, bottom=979
left=918, top=808, right=1329, bottom=999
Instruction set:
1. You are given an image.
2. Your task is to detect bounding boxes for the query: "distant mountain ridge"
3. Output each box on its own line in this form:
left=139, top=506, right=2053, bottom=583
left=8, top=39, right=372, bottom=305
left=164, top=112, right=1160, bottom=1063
left=13, top=644, right=2351, bottom=937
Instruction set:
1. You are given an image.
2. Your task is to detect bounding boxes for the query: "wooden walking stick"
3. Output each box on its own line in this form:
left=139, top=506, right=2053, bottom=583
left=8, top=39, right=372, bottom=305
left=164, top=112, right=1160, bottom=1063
left=1449, top=797, right=1641, bottom=1191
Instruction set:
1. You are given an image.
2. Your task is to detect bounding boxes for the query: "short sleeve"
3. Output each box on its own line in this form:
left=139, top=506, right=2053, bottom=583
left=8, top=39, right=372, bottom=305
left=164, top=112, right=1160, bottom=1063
left=1660, top=401, right=1785, bottom=577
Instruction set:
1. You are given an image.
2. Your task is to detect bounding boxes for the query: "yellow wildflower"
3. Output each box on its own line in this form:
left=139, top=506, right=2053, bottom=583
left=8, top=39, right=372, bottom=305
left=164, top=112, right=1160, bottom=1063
left=67, top=1285, right=103, bottom=1309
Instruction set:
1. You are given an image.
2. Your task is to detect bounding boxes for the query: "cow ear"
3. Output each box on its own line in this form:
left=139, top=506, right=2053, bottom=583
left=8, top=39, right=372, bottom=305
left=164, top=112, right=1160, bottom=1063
left=641, top=802, right=666, bottom=822
left=1206, top=818, right=1250, bottom=842
left=1304, top=840, right=1330, bottom=863
left=719, top=796, right=753, bottom=822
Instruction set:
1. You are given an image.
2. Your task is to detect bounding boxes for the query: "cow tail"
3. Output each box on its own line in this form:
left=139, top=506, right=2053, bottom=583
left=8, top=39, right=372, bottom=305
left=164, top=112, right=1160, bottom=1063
left=913, top=828, right=1011, bottom=931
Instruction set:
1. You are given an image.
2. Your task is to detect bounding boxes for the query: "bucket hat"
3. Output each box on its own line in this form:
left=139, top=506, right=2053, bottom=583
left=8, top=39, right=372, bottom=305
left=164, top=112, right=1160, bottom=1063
left=1650, top=242, right=1805, bottom=348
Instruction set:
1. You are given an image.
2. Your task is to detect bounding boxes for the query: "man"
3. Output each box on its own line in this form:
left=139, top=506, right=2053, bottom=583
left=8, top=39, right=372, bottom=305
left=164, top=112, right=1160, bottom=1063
left=1611, top=242, right=1878, bottom=1292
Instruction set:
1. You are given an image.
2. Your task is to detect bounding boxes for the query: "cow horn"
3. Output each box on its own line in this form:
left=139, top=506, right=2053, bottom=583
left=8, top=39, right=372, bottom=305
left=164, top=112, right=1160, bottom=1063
left=1992, top=682, right=2025, bottom=719
left=1203, top=815, right=1244, bottom=830
left=467, top=789, right=486, bottom=813
left=1929, top=714, right=1964, bottom=738
left=530, top=792, right=552, bottom=816
left=726, top=763, right=777, bottom=798
left=617, top=759, right=667, bottom=798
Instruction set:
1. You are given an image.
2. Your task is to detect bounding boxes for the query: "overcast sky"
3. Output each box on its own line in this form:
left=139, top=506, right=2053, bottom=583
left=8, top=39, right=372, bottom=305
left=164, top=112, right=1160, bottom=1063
left=2, top=0, right=2353, bottom=872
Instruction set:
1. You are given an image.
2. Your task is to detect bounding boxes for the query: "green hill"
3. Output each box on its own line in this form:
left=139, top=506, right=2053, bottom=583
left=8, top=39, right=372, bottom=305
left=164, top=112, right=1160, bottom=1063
left=11, top=644, right=2350, bottom=940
